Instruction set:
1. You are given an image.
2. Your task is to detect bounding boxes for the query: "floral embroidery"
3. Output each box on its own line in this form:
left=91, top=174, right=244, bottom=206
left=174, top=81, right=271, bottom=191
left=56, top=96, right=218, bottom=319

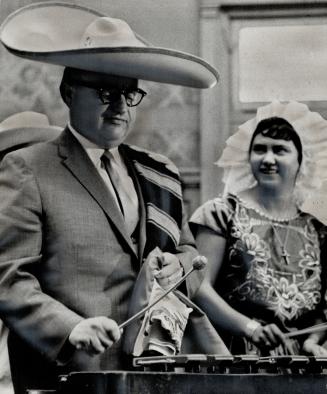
left=241, top=233, right=270, bottom=260
left=222, top=196, right=322, bottom=323
left=299, top=244, right=319, bottom=267
left=268, top=277, right=308, bottom=320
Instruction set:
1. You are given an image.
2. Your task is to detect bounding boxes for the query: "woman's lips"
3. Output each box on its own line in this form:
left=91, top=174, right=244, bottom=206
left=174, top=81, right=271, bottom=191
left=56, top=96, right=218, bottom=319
left=260, top=167, right=278, bottom=174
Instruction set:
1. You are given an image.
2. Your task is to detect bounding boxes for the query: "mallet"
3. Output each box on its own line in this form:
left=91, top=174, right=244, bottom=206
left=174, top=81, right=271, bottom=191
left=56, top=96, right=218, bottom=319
left=119, top=255, right=207, bottom=330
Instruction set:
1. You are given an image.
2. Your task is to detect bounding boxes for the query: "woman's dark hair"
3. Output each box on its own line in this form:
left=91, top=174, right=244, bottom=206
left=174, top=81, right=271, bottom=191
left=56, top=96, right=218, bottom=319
left=249, top=116, right=303, bottom=165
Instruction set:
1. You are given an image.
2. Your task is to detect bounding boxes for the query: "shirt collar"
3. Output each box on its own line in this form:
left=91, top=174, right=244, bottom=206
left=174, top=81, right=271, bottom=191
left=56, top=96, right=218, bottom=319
left=68, top=123, right=120, bottom=165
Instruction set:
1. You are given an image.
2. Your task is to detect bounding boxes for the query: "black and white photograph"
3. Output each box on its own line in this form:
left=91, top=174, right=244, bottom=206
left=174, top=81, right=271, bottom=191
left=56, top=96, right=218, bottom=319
left=0, top=1, right=327, bottom=393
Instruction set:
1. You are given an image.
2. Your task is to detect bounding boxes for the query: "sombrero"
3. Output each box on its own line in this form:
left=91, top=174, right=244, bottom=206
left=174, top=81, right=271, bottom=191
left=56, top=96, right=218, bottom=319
left=0, top=2, right=219, bottom=89
left=0, top=111, right=61, bottom=154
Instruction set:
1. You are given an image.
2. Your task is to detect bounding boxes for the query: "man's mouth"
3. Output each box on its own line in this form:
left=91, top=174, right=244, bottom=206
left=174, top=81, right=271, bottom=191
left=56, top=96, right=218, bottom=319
left=104, top=117, right=127, bottom=124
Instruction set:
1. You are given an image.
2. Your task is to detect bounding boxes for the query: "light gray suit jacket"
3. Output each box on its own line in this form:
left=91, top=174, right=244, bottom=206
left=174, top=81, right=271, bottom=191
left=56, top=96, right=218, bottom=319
left=0, top=128, right=200, bottom=392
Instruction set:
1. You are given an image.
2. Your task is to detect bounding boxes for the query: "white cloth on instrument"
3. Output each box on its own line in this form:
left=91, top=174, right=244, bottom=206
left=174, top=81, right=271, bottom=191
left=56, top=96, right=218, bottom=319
left=133, top=280, right=193, bottom=356
left=123, top=247, right=231, bottom=357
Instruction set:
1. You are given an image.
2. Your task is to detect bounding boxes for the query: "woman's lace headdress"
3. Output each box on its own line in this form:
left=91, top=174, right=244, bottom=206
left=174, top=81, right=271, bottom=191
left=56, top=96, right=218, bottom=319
left=217, top=101, right=327, bottom=208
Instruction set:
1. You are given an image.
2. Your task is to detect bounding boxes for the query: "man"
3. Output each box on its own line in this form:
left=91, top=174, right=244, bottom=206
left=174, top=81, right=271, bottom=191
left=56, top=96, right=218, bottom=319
left=0, top=2, right=219, bottom=392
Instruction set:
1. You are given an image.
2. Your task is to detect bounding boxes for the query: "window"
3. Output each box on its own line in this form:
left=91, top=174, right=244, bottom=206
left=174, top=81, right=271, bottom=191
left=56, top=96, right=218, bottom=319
left=239, top=24, right=327, bottom=103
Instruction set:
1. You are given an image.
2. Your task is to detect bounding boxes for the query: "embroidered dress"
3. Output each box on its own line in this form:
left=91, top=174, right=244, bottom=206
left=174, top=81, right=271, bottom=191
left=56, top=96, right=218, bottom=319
left=190, top=194, right=327, bottom=355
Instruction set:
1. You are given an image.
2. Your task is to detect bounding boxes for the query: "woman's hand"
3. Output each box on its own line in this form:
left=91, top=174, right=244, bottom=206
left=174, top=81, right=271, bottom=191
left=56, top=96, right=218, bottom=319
left=250, top=323, right=286, bottom=350
left=303, top=338, right=327, bottom=356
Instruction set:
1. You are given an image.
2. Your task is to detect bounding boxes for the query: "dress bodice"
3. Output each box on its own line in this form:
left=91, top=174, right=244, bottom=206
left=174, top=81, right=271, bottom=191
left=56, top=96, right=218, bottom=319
left=190, top=194, right=327, bottom=331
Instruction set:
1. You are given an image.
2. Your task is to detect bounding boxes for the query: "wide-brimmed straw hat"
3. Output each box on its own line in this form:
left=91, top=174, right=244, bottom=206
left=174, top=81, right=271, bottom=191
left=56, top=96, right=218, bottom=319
left=0, top=2, right=219, bottom=89
left=0, top=111, right=61, bottom=155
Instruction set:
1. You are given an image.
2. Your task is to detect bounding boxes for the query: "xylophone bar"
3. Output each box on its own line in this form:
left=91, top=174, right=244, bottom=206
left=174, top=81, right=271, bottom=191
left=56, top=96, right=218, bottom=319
left=133, top=354, right=327, bottom=374
left=28, top=355, right=327, bottom=393
left=133, top=354, right=229, bottom=373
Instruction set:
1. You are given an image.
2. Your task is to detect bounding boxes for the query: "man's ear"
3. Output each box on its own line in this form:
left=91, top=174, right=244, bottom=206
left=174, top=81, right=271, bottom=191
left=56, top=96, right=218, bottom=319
left=60, top=82, right=74, bottom=107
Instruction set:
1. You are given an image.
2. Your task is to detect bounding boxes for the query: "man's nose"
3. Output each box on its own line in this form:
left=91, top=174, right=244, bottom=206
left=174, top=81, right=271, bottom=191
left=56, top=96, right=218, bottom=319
left=110, top=94, right=128, bottom=113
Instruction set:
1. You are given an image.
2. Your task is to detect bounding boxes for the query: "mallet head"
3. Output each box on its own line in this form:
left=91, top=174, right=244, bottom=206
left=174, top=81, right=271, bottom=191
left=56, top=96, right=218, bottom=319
left=192, top=255, right=207, bottom=270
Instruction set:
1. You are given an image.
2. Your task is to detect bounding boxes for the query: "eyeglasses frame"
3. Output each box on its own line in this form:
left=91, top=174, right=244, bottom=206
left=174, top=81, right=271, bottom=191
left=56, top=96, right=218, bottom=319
left=97, top=87, right=147, bottom=107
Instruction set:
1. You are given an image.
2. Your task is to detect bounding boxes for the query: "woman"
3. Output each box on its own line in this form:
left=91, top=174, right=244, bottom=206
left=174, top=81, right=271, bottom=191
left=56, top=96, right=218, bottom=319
left=190, top=101, right=327, bottom=356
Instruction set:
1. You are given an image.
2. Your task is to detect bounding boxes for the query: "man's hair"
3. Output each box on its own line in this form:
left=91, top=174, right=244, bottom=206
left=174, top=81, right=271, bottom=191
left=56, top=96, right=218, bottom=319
left=60, top=67, right=78, bottom=106
left=249, top=116, right=303, bottom=164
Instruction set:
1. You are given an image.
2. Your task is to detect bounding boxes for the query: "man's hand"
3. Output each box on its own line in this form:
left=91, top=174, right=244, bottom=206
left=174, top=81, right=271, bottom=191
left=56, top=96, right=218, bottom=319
left=250, top=323, right=288, bottom=350
left=69, top=317, right=121, bottom=356
left=150, top=252, right=183, bottom=289
left=303, top=338, right=327, bottom=356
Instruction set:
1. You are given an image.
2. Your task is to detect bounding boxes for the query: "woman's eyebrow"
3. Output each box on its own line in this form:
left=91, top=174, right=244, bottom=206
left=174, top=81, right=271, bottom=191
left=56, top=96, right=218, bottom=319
left=252, top=143, right=266, bottom=148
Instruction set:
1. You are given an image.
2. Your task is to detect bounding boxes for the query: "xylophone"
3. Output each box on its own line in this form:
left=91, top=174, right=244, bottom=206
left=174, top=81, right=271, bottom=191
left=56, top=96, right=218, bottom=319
left=29, top=354, right=327, bottom=394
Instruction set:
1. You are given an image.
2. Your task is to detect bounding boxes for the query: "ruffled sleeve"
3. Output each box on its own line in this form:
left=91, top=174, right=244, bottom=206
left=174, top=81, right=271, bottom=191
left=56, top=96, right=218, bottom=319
left=189, top=196, right=235, bottom=238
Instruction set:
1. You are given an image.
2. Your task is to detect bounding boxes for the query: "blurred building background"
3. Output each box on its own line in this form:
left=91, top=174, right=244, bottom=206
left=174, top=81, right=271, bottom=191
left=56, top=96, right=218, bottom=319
left=1, top=0, right=327, bottom=220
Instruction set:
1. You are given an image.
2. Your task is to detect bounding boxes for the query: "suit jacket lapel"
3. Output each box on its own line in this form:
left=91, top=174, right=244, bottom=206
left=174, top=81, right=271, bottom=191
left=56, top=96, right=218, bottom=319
left=57, top=128, right=137, bottom=257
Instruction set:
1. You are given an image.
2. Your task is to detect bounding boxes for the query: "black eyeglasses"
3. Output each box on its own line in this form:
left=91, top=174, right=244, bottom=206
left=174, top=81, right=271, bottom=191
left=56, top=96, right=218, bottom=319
left=68, top=78, right=147, bottom=107
left=97, top=87, right=147, bottom=107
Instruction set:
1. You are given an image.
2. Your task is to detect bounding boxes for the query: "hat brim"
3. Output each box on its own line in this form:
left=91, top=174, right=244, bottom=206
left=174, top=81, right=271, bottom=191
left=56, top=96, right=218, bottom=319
left=3, top=46, right=218, bottom=89
left=0, top=2, right=219, bottom=89
left=0, top=126, right=62, bottom=153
